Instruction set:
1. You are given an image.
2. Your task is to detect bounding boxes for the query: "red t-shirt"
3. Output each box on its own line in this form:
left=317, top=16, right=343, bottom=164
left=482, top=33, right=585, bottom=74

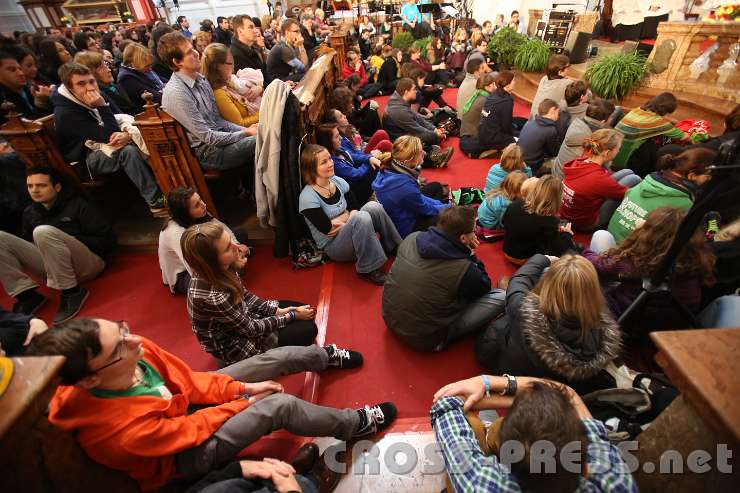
left=560, top=157, right=628, bottom=229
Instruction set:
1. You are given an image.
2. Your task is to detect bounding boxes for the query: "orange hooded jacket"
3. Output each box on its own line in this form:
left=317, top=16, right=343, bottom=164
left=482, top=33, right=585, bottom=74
left=48, top=337, right=250, bottom=491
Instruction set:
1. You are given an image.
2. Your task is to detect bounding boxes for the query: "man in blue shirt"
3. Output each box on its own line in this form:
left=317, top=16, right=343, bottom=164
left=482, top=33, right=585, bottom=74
left=177, top=16, right=192, bottom=39
left=401, top=0, right=432, bottom=39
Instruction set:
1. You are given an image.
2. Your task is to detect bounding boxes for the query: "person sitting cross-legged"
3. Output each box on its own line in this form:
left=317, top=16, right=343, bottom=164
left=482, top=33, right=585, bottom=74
left=382, top=206, right=505, bottom=352
left=26, top=318, right=397, bottom=492
left=52, top=62, right=165, bottom=215
left=0, top=166, right=115, bottom=323
left=160, top=32, right=258, bottom=188
left=553, top=98, right=615, bottom=179
left=518, top=98, right=562, bottom=173
left=372, top=135, right=451, bottom=238
left=383, top=78, right=453, bottom=168
left=431, top=375, right=637, bottom=493
left=299, top=144, right=402, bottom=286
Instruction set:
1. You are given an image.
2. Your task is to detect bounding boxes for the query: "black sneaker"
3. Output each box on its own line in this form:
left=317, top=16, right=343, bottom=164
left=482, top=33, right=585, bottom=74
left=12, top=290, right=47, bottom=315
left=358, top=269, right=387, bottom=285
left=353, top=402, right=398, bottom=437
left=325, top=344, right=363, bottom=369
left=53, top=287, right=89, bottom=324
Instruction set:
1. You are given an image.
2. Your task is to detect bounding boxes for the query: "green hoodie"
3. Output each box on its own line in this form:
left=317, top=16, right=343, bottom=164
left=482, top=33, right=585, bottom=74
left=608, top=173, right=693, bottom=244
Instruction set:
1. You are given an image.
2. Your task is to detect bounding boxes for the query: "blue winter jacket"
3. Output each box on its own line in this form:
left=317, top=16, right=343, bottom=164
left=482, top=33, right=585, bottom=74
left=372, top=170, right=449, bottom=237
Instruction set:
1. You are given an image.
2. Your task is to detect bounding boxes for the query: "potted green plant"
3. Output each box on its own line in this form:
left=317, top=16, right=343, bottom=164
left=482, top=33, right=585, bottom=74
left=585, top=53, right=648, bottom=100
left=513, top=38, right=551, bottom=73
left=487, top=27, right=526, bottom=69
left=392, top=32, right=415, bottom=53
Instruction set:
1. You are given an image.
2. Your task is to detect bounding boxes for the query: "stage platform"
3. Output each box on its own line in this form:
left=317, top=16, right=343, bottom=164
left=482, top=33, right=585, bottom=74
left=511, top=39, right=734, bottom=137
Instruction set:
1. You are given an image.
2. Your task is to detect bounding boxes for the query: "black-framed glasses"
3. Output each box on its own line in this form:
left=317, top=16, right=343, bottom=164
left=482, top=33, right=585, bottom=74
left=90, top=320, right=129, bottom=373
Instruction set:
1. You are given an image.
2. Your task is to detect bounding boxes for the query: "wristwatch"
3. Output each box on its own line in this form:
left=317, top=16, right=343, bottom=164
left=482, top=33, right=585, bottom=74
left=500, top=374, right=517, bottom=396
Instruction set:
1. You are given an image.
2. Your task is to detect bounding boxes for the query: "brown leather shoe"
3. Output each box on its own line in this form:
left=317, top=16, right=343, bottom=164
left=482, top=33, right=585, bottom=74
left=312, top=451, right=342, bottom=493
left=290, top=442, right=319, bottom=475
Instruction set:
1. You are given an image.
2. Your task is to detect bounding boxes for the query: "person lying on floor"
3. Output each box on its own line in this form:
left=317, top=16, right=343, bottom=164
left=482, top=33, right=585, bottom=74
left=159, top=187, right=250, bottom=295
left=299, top=144, right=402, bottom=286
left=431, top=375, right=637, bottom=493
left=0, top=165, right=116, bottom=323
left=28, top=318, right=396, bottom=492
left=583, top=207, right=716, bottom=338
left=185, top=443, right=339, bottom=493
left=382, top=206, right=505, bottom=352
left=315, top=123, right=380, bottom=205
left=560, top=129, right=642, bottom=232
left=475, top=254, right=622, bottom=395
left=372, top=135, right=451, bottom=238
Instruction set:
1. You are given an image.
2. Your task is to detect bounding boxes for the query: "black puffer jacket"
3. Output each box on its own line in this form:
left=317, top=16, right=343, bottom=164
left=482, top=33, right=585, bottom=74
left=476, top=255, right=622, bottom=394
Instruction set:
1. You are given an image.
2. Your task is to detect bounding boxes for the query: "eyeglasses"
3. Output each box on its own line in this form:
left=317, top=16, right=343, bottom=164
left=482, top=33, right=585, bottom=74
left=90, top=320, right=129, bottom=373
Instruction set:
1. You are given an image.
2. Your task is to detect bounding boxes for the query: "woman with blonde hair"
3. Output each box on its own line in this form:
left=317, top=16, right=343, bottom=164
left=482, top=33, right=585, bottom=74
left=475, top=253, right=622, bottom=394
left=502, top=175, right=576, bottom=264
left=372, top=135, right=451, bottom=237
left=561, top=128, right=641, bottom=232
left=484, top=143, right=531, bottom=192
left=183, top=220, right=364, bottom=368
left=117, top=42, right=164, bottom=112
left=192, top=30, right=212, bottom=54
left=201, top=43, right=260, bottom=127
left=477, top=170, right=526, bottom=231
left=298, top=144, right=402, bottom=285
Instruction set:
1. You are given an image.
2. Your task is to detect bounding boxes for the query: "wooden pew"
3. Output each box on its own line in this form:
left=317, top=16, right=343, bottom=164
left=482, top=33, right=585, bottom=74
left=133, top=94, right=221, bottom=219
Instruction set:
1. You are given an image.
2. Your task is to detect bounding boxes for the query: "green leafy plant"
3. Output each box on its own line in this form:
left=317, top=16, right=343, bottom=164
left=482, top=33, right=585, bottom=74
left=412, top=36, right=433, bottom=58
left=392, top=32, right=415, bottom=53
left=585, top=53, right=648, bottom=100
left=487, top=27, right=527, bottom=68
left=514, top=38, right=552, bottom=72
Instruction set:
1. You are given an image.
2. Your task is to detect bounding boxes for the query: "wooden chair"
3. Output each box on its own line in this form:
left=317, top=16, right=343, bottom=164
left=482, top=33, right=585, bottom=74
left=133, top=94, right=221, bottom=219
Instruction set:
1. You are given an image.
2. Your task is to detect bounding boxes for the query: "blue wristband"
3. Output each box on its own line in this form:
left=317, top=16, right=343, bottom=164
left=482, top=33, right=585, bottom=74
left=481, top=375, right=491, bottom=398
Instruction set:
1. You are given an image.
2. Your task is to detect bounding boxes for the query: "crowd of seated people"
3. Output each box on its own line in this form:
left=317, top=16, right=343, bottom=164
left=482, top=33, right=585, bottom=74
left=0, top=11, right=738, bottom=493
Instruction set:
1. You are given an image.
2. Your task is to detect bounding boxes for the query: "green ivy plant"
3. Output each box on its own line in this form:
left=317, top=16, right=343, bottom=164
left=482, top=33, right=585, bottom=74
left=585, top=53, right=648, bottom=100
left=391, top=32, right=415, bottom=53
left=487, top=27, right=527, bottom=68
left=514, top=38, right=552, bottom=73
left=412, top=36, right=433, bottom=58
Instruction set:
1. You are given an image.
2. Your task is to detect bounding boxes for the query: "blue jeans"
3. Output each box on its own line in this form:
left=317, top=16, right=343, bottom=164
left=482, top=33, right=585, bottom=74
left=590, top=230, right=617, bottom=253
left=324, top=201, right=402, bottom=274
left=598, top=169, right=642, bottom=228
left=698, top=295, right=740, bottom=328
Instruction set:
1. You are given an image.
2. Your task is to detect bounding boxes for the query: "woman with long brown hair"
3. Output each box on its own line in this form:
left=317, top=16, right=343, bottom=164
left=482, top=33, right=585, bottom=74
left=583, top=207, right=716, bottom=334
left=181, top=221, right=363, bottom=365
left=298, top=144, right=402, bottom=285
left=475, top=253, right=622, bottom=394
left=201, top=43, right=260, bottom=127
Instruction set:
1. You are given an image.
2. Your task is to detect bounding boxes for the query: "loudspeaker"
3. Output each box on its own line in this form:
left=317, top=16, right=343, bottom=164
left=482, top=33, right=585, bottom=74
left=565, top=31, right=592, bottom=64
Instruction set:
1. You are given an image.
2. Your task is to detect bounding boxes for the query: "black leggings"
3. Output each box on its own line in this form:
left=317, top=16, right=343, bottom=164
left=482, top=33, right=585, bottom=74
left=276, top=300, right=319, bottom=347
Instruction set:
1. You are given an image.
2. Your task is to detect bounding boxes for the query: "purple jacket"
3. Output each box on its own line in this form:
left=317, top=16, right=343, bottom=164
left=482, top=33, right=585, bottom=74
left=581, top=248, right=703, bottom=319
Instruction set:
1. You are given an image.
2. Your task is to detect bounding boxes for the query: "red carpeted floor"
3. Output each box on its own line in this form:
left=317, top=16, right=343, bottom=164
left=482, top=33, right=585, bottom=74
left=1, top=89, right=535, bottom=431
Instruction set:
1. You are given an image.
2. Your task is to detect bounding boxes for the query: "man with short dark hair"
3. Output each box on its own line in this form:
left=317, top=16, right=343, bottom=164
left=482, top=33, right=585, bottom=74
left=266, top=19, right=306, bottom=83
left=518, top=98, right=562, bottom=171
left=151, top=24, right=175, bottom=83
left=214, top=16, right=233, bottom=46
left=27, top=317, right=397, bottom=491
left=231, top=14, right=265, bottom=75
left=0, top=49, right=52, bottom=125
left=52, top=62, right=165, bottom=215
left=432, top=376, right=637, bottom=492
left=509, top=9, right=527, bottom=34
left=456, top=57, right=489, bottom=112
left=383, top=77, right=453, bottom=168
left=383, top=206, right=504, bottom=351
left=0, top=166, right=115, bottom=322
left=463, top=36, right=490, bottom=74
left=177, top=15, right=192, bottom=38
left=160, top=32, right=258, bottom=178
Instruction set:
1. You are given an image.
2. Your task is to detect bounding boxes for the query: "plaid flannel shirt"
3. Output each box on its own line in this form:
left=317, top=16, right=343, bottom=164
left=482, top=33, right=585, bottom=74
left=430, top=397, right=638, bottom=493
left=187, top=276, right=294, bottom=364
